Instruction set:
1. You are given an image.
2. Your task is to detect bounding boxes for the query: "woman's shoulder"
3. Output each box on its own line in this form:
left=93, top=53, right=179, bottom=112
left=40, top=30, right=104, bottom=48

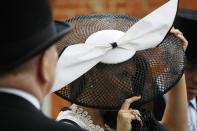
left=56, top=105, right=105, bottom=131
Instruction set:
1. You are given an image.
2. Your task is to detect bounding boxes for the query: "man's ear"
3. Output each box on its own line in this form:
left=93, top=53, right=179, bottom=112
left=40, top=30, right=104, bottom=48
left=38, top=50, right=51, bottom=83
left=38, top=45, right=58, bottom=85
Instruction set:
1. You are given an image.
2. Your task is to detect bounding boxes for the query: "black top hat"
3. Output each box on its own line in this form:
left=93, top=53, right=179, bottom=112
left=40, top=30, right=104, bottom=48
left=174, top=8, right=197, bottom=63
left=0, top=0, right=71, bottom=73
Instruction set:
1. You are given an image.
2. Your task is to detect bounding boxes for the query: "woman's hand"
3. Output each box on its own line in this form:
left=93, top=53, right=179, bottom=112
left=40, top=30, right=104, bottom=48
left=116, top=96, right=142, bottom=131
left=170, top=27, right=188, bottom=51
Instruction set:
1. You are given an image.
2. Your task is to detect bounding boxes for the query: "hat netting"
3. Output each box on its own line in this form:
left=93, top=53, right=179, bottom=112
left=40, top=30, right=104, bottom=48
left=55, top=14, right=186, bottom=110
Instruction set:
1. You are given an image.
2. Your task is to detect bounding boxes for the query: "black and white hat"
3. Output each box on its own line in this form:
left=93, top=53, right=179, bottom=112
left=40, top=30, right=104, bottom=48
left=52, top=0, right=186, bottom=109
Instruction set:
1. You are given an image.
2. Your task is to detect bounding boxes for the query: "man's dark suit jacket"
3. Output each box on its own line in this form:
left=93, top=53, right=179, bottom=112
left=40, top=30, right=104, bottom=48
left=0, top=92, right=85, bottom=130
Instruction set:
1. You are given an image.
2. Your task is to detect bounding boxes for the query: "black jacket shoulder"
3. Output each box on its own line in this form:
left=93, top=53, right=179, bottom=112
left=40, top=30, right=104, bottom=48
left=0, top=92, right=86, bottom=131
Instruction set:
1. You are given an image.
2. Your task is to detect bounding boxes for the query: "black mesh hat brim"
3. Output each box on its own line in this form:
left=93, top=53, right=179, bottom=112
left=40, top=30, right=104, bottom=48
left=55, top=14, right=186, bottom=110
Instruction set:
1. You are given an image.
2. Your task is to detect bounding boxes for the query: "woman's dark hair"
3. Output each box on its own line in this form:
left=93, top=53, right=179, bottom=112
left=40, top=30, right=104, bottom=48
left=104, top=109, right=168, bottom=131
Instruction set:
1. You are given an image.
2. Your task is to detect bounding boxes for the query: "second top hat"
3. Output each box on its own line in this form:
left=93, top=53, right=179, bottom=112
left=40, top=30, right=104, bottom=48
left=174, top=8, right=197, bottom=63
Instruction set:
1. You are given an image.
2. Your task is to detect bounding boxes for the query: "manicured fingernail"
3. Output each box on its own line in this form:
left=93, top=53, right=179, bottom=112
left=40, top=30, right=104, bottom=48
left=175, top=33, right=179, bottom=37
left=137, top=95, right=141, bottom=98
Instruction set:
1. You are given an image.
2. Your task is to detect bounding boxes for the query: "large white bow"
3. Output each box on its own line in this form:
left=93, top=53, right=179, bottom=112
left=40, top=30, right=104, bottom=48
left=51, top=0, right=178, bottom=93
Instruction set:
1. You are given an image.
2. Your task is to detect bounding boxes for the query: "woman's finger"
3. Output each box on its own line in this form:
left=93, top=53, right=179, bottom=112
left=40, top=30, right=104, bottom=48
left=117, top=108, right=143, bottom=131
left=170, top=28, right=188, bottom=51
left=130, top=109, right=141, bottom=117
left=176, top=34, right=188, bottom=51
left=118, top=110, right=141, bottom=122
left=170, top=27, right=182, bottom=35
left=130, top=109, right=143, bottom=126
left=120, top=96, right=141, bottom=110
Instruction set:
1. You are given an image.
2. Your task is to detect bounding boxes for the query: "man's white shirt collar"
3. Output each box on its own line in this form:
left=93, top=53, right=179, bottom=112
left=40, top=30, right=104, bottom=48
left=0, top=87, right=40, bottom=110
left=190, top=98, right=197, bottom=110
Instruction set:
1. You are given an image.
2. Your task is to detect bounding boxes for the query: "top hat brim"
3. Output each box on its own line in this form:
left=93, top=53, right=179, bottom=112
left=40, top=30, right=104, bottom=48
left=0, top=21, right=71, bottom=73
left=55, top=21, right=72, bottom=38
